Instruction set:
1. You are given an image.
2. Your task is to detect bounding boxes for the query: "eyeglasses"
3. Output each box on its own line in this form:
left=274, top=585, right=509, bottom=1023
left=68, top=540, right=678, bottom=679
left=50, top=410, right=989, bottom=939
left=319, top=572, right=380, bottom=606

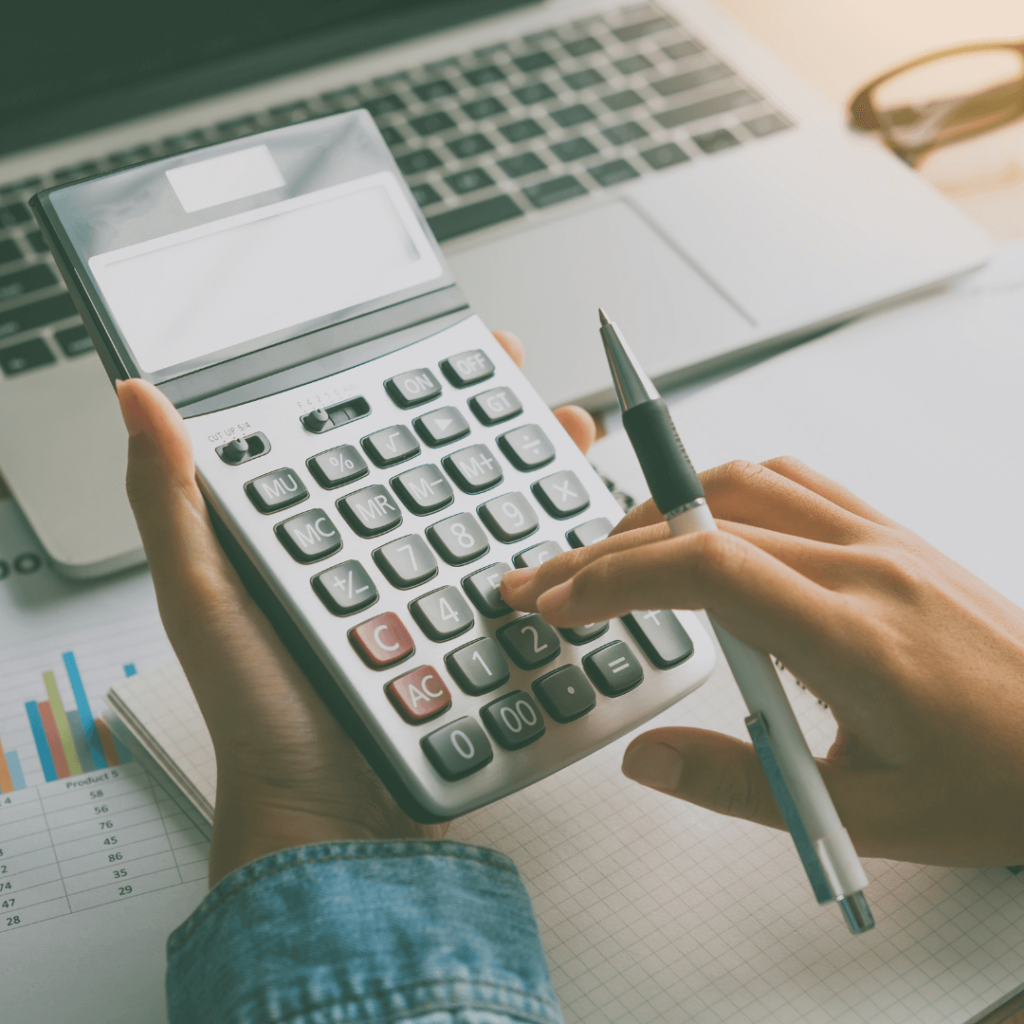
left=849, top=42, right=1024, bottom=168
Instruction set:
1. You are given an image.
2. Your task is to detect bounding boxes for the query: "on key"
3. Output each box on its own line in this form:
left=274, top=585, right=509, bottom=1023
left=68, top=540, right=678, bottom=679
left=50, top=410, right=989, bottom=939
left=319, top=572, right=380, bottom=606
left=623, top=610, right=694, bottom=668
left=385, top=368, right=442, bottom=408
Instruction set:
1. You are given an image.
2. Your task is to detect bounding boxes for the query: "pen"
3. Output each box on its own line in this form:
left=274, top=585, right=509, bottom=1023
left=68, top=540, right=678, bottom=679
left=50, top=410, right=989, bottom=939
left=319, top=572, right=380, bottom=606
left=599, top=308, right=874, bottom=934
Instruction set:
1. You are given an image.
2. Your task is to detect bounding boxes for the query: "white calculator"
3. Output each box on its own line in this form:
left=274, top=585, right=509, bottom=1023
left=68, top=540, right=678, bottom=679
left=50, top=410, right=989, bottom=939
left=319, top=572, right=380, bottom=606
left=31, top=111, right=714, bottom=819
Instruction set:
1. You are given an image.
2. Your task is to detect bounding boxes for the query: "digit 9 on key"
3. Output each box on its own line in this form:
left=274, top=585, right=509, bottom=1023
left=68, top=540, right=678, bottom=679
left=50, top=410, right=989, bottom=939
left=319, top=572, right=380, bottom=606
left=32, top=109, right=716, bottom=821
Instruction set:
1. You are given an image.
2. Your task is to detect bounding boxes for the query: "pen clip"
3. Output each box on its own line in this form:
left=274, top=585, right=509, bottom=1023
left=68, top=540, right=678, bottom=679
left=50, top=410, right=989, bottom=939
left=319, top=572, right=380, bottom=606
left=745, top=711, right=835, bottom=905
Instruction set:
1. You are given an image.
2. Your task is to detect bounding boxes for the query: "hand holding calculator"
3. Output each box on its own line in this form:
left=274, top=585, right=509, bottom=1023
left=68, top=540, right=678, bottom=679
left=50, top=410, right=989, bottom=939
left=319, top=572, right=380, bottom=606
left=31, top=111, right=715, bottom=821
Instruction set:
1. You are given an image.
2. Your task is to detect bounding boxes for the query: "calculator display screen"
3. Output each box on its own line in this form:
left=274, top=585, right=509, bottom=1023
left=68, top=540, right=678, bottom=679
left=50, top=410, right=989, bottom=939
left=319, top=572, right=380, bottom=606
left=87, top=172, right=443, bottom=374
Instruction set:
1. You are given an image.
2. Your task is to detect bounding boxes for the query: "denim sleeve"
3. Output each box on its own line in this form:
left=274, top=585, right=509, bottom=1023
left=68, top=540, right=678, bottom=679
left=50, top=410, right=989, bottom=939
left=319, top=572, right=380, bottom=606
left=166, top=840, right=563, bottom=1024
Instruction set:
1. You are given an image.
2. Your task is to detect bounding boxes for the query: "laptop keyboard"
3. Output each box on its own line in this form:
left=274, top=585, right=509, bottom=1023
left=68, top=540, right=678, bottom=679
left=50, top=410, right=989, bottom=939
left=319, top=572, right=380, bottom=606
left=0, top=2, right=792, bottom=379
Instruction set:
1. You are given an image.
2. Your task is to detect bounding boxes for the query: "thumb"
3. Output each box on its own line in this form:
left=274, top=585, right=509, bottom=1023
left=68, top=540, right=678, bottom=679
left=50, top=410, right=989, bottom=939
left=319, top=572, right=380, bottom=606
left=621, top=726, right=786, bottom=830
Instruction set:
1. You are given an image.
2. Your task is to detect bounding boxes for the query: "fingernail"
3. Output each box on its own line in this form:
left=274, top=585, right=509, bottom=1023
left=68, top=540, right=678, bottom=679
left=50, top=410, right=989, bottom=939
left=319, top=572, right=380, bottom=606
left=116, top=380, right=147, bottom=439
left=501, top=567, right=537, bottom=592
left=536, top=578, right=573, bottom=616
left=622, top=741, right=684, bottom=791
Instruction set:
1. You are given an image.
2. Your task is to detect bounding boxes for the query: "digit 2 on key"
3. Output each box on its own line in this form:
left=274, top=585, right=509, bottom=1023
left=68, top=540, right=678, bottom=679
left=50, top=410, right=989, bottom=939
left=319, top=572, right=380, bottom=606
left=30, top=112, right=717, bottom=819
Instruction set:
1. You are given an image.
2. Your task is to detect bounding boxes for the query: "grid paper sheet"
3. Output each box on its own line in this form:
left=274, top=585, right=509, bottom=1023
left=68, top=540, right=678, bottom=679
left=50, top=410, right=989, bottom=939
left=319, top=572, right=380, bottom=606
left=108, top=649, right=1024, bottom=1024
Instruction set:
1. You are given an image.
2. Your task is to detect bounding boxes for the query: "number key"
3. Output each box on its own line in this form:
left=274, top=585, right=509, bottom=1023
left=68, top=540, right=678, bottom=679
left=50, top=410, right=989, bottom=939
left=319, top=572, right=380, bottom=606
left=462, top=562, right=513, bottom=618
left=478, top=492, right=539, bottom=542
left=481, top=691, right=546, bottom=749
left=446, top=637, right=510, bottom=694
left=497, top=614, right=560, bottom=669
left=427, top=512, right=490, bottom=565
left=470, top=386, right=522, bottom=425
left=373, top=535, right=438, bottom=588
left=513, top=540, right=562, bottom=568
left=410, top=586, right=475, bottom=641
left=567, top=517, right=612, bottom=548
left=307, top=445, right=368, bottom=489
left=422, top=718, right=493, bottom=779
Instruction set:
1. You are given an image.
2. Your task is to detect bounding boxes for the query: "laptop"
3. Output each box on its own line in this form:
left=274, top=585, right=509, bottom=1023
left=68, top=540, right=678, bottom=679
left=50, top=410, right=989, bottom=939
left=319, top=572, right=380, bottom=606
left=0, top=0, right=991, bottom=579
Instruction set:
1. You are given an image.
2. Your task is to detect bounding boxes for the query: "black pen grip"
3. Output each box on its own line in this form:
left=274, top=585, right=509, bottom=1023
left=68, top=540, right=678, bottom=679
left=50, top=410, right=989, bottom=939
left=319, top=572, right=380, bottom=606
left=622, top=400, right=704, bottom=515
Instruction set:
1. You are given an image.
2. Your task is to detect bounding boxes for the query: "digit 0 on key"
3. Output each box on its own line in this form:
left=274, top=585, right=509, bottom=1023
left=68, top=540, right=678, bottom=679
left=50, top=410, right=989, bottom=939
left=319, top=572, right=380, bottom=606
left=422, top=718, right=493, bottom=779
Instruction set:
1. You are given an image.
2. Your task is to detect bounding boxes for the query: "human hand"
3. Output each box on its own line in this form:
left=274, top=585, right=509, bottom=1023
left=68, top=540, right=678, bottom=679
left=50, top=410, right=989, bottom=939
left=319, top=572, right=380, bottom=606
left=117, top=331, right=595, bottom=885
left=502, top=456, right=1024, bottom=867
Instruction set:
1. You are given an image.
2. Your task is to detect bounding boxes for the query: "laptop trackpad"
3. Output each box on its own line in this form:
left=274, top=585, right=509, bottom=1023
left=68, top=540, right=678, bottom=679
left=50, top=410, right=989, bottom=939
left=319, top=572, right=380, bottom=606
left=447, top=200, right=753, bottom=409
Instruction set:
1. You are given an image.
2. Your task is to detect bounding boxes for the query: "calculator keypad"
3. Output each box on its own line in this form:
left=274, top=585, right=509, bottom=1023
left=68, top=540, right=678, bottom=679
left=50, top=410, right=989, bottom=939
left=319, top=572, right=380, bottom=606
left=363, top=425, right=421, bottom=466
left=443, top=443, right=503, bottom=493
left=533, top=470, right=590, bottom=519
left=445, top=637, right=510, bottom=695
left=560, top=621, right=609, bottom=646
left=373, top=535, right=438, bottom=589
left=498, top=424, right=555, bottom=471
left=532, top=666, right=597, bottom=723
left=462, top=562, right=512, bottom=618
left=385, top=368, right=443, bottom=408
left=414, top=406, right=471, bottom=447
left=478, top=492, right=538, bottom=542
left=386, top=665, right=451, bottom=722
left=391, top=465, right=454, bottom=515
left=275, top=509, right=342, bottom=562
left=410, top=586, right=475, bottom=641
left=337, top=484, right=403, bottom=537
left=427, top=512, right=490, bottom=565
left=421, top=718, right=493, bottom=779
left=307, top=445, right=368, bottom=489
left=470, top=386, right=523, bottom=425
left=584, top=641, right=644, bottom=696
left=567, top=517, right=612, bottom=548
left=513, top=540, right=563, bottom=568
left=245, top=468, right=308, bottom=513
left=481, top=691, right=545, bottom=749
left=624, top=610, right=694, bottom=668
left=498, top=614, right=561, bottom=669
left=350, top=611, right=415, bottom=668
left=312, top=560, right=378, bottom=616
left=440, top=349, right=494, bottom=388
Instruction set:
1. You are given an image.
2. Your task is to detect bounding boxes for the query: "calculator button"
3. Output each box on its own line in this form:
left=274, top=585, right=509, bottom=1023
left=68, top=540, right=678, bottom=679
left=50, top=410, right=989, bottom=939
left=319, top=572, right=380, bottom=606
left=350, top=611, right=415, bottom=668
left=410, top=586, right=475, bottom=641
left=336, top=484, right=403, bottom=537
left=362, top=425, right=420, bottom=467
left=498, top=424, right=556, bottom=471
left=427, top=513, right=490, bottom=565
left=385, top=368, right=443, bottom=408
left=392, top=465, right=454, bottom=515
left=470, top=386, right=522, bottom=425
left=533, top=471, right=590, bottom=519
left=422, top=718, right=493, bottom=780
left=567, top=517, right=612, bottom=548
left=440, top=349, right=495, bottom=388
left=559, top=621, right=609, bottom=645
left=414, top=406, right=471, bottom=447
left=443, top=444, right=503, bottom=493
left=623, top=610, right=694, bottom=668
left=478, top=492, right=539, bottom=542
left=481, top=691, right=545, bottom=749
left=307, top=445, right=368, bottom=489
left=462, top=562, right=513, bottom=618
left=373, top=534, right=438, bottom=589
left=583, top=641, right=644, bottom=696
left=216, top=431, right=270, bottom=465
left=386, top=665, right=451, bottom=723
left=244, top=468, right=308, bottom=513
left=513, top=540, right=563, bottom=568
left=532, top=666, right=596, bottom=723
left=312, top=560, right=378, bottom=616
left=275, top=509, right=342, bottom=563
left=497, top=614, right=560, bottom=669
left=445, top=638, right=510, bottom=695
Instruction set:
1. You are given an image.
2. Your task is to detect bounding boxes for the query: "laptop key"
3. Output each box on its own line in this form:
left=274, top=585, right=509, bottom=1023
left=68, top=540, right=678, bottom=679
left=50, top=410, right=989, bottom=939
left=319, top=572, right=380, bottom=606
left=410, top=183, right=443, bottom=207
left=523, top=176, right=588, bottom=209
left=378, top=126, right=405, bottom=148
left=0, top=265, right=58, bottom=302
left=498, top=153, right=546, bottom=179
left=413, top=80, right=457, bottom=102
left=410, top=112, right=457, bottom=136
left=499, top=119, right=545, bottom=143
left=463, top=97, right=507, bottom=120
left=612, top=17, right=673, bottom=42
left=443, top=168, right=493, bottom=195
left=0, top=202, right=31, bottom=228
left=663, top=39, right=704, bottom=61
left=550, top=138, right=598, bottom=162
left=603, top=90, right=644, bottom=112
left=745, top=113, right=791, bottom=137
left=363, top=93, right=406, bottom=116
left=0, top=240, right=21, bottom=265
left=589, top=160, right=640, bottom=187
left=448, top=134, right=495, bottom=159
left=551, top=104, right=596, bottom=128
left=694, top=129, right=740, bottom=153
left=0, top=294, right=76, bottom=341
left=563, top=37, right=602, bottom=57
left=641, top=143, right=690, bottom=169
left=0, top=338, right=56, bottom=376
left=652, top=65, right=733, bottom=97
left=427, top=195, right=523, bottom=242
left=513, top=52, right=556, bottom=72
left=55, top=325, right=94, bottom=357
left=655, top=90, right=758, bottom=129
left=464, top=66, right=506, bottom=86
left=614, top=54, right=653, bottom=74
left=603, top=122, right=648, bottom=146
left=26, top=231, right=50, bottom=254
left=513, top=83, right=557, bottom=105
left=397, top=150, right=443, bottom=175
left=564, top=69, right=604, bottom=89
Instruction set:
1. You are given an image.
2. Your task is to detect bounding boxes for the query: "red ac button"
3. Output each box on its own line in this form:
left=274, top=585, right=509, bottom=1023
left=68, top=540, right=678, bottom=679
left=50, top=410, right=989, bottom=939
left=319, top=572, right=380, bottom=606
left=386, top=666, right=451, bottom=723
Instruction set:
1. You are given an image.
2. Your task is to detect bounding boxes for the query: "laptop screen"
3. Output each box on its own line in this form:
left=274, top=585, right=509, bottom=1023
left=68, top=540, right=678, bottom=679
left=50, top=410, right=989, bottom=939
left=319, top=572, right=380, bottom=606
left=1, top=0, right=531, bottom=157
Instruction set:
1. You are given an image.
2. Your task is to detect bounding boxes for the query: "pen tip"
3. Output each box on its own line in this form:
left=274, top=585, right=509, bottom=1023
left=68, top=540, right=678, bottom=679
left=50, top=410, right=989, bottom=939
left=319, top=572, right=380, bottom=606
left=598, top=308, right=610, bottom=327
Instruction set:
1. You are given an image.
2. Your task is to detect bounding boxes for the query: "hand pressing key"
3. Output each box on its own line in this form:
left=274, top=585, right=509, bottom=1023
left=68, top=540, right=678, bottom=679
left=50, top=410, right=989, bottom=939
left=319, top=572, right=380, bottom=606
left=502, top=456, right=1024, bottom=867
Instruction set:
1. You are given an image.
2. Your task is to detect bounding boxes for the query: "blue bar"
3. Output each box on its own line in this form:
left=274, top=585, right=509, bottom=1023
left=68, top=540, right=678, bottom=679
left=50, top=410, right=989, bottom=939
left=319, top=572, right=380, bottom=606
left=62, top=651, right=107, bottom=770
left=123, top=663, right=137, bottom=677
left=67, top=710, right=96, bottom=773
left=25, top=702, right=57, bottom=782
left=6, top=751, right=25, bottom=791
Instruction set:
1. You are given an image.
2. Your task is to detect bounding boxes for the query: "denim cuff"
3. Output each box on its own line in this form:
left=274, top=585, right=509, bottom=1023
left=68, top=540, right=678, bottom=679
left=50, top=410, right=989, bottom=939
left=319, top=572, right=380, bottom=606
left=166, top=840, right=563, bottom=1024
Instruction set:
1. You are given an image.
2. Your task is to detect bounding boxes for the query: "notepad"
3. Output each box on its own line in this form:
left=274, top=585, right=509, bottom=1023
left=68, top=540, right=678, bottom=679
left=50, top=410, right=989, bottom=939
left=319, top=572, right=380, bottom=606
left=108, top=241, right=1024, bottom=1023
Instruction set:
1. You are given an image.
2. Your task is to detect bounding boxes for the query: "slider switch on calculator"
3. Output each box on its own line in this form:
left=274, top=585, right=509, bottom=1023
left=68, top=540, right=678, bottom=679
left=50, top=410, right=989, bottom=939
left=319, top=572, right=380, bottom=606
left=216, top=431, right=269, bottom=465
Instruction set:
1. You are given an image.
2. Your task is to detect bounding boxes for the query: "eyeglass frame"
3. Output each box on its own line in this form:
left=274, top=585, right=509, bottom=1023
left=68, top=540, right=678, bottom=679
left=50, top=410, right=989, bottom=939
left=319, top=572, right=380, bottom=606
left=848, top=40, right=1024, bottom=167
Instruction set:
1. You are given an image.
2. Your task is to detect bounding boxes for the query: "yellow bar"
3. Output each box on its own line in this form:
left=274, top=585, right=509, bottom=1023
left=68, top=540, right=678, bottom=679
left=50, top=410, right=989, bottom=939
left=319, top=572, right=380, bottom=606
left=43, top=671, right=82, bottom=777
left=0, top=733, right=13, bottom=794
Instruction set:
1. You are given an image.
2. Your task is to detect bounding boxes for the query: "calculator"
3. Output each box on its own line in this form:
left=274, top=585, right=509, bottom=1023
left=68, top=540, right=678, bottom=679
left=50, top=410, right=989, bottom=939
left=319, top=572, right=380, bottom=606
left=30, top=111, right=714, bottom=820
